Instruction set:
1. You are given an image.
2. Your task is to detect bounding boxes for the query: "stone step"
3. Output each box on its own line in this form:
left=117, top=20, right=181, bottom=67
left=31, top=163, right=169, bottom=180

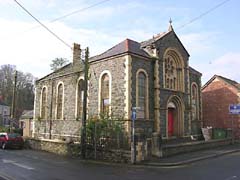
left=161, top=138, right=232, bottom=157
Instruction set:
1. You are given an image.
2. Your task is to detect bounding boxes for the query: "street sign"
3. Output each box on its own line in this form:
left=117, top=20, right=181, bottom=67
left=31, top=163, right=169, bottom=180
left=229, top=104, right=240, bottom=114
left=132, top=107, right=140, bottom=120
left=132, top=111, right=136, bottom=121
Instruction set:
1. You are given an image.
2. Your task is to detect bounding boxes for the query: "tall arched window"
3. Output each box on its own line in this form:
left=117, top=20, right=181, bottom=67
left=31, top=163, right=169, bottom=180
left=56, top=83, right=64, bottom=119
left=191, top=83, right=198, bottom=120
left=136, top=70, right=148, bottom=119
left=40, top=87, right=47, bottom=119
left=164, top=50, right=184, bottom=91
left=101, top=74, right=110, bottom=114
left=77, top=79, right=84, bottom=118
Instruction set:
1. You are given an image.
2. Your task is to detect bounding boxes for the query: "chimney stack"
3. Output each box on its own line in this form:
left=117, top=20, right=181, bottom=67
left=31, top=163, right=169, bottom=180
left=73, top=43, right=81, bottom=65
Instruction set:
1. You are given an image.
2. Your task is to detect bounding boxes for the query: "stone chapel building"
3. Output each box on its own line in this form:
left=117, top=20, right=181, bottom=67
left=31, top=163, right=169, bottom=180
left=33, top=23, right=202, bottom=145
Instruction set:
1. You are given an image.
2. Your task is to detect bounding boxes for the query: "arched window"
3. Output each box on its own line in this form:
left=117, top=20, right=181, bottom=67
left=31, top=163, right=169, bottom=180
left=101, top=74, right=110, bottom=114
left=56, top=83, right=64, bottom=119
left=191, top=83, right=198, bottom=120
left=136, top=70, right=148, bottom=119
left=40, top=87, right=47, bottom=119
left=77, top=79, right=84, bottom=118
left=164, top=50, right=184, bottom=91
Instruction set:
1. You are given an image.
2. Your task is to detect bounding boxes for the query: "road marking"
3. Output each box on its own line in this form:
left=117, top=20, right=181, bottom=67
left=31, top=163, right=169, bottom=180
left=225, top=176, right=237, bottom=180
left=11, top=162, right=34, bottom=170
left=2, top=159, right=34, bottom=170
left=0, top=172, right=16, bottom=180
left=2, top=160, right=15, bottom=163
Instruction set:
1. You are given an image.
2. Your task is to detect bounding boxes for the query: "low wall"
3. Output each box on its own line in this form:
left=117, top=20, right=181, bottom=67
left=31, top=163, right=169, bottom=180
left=26, top=138, right=131, bottom=163
left=162, top=138, right=232, bottom=157
left=26, top=138, right=80, bottom=156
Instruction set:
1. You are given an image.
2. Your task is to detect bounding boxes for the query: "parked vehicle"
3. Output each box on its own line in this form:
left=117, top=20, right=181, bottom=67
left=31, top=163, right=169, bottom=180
left=0, top=132, right=24, bottom=149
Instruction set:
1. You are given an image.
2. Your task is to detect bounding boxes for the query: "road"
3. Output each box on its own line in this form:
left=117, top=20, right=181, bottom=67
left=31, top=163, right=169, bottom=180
left=0, top=149, right=240, bottom=180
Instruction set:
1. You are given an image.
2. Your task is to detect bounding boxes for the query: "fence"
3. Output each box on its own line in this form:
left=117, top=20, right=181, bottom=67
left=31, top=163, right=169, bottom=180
left=86, top=118, right=131, bottom=152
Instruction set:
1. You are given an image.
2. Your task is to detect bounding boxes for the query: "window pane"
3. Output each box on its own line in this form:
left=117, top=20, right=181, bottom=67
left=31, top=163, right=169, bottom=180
left=77, top=80, right=84, bottom=118
left=41, top=87, right=47, bottom=119
left=138, top=72, right=146, bottom=118
left=101, top=74, right=110, bottom=114
left=57, top=84, right=63, bottom=119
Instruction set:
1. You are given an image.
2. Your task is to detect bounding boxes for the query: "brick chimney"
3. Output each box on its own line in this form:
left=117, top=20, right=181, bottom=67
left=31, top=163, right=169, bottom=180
left=73, top=43, right=81, bottom=65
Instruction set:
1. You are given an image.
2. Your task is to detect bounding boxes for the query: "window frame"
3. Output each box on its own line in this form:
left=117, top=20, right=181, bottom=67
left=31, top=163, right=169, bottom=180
left=40, top=86, right=47, bottom=119
left=98, top=70, right=112, bottom=115
left=191, top=83, right=199, bottom=121
left=55, top=82, right=64, bottom=120
left=136, top=69, right=149, bottom=119
left=75, top=77, right=85, bottom=119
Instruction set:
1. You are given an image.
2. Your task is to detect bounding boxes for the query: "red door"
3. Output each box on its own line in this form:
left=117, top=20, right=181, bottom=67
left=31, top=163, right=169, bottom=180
left=168, top=109, right=174, bottom=137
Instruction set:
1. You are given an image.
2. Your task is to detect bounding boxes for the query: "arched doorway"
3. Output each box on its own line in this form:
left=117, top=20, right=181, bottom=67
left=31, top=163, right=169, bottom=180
left=167, top=96, right=184, bottom=138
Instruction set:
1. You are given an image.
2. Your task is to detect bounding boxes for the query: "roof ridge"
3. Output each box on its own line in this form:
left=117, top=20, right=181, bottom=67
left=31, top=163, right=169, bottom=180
left=91, top=39, right=128, bottom=59
left=216, top=75, right=238, bottom=85
left=202, top=74, right=240, bottom=91
left=90, top=38, right=149, bottom=62
left=140, top=30, right=171, bottom=47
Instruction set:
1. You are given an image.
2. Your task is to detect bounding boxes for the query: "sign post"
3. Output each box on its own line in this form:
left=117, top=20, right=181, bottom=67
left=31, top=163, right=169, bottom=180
left=229, top=104, right=240, bottom=144
left=131, top=108, right=136, bottom=164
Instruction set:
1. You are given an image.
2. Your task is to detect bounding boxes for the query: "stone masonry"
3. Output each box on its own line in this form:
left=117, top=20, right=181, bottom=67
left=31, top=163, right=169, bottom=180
left=33, top=23, right=202, bottom=162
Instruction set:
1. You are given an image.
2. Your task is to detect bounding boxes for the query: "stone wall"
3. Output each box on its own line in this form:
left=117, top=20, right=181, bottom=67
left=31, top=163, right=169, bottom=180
left=34, top=66, right=83, bottom=139
left=26, top=138, right=131, bottom=163
left=152, top=31, right=202, bottom=138
left=189, top=69, right=202, bottom=135
left=131, top=56, right=154, bottom=120
left=34, top=120, right=81, bottom=141
left=35, top=71, right=82, bottom=121
left=88, top=56, right=126, bottom=117
left=26, top=138, right=76, bottom=156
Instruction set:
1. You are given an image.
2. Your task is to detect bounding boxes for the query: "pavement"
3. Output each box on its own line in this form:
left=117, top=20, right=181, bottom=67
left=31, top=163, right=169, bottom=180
left=142, top=143, right=240, bottom=167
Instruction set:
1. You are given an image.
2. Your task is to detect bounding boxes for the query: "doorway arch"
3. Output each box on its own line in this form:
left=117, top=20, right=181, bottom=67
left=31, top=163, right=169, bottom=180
left=166, top=96, right=184, bottom=138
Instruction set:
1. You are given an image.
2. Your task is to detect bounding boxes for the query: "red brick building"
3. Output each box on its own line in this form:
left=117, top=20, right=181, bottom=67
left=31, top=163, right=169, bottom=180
left=202, top=75, right=240, bottom=137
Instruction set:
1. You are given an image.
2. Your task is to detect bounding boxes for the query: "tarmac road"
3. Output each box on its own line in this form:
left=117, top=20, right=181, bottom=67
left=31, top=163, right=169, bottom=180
left=0, top=149, right=240, bottom=180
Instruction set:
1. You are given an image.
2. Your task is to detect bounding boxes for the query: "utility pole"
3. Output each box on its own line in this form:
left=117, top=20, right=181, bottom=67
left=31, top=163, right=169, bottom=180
left=81, top=47, right=89, bottom=159
left=10, top=70, right=17, bottom=132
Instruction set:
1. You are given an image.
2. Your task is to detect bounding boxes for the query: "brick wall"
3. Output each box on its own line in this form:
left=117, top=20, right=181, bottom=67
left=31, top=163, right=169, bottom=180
left=202, top=77, right=240, bottom=136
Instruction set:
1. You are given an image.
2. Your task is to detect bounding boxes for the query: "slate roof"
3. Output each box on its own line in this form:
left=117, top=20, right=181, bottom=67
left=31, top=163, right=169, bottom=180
left=141, top=31, right=171, bottom=47
left=20, top=110, right=33, bottom=119
left=90, top=39, right=151, bottom=62
left=189, top=66, right=202, bottom=76
left=36, top=63, right=74, bottom=82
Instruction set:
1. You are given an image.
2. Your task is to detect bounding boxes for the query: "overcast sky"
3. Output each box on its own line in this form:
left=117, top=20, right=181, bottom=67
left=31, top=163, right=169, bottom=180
left=0, top=0, right=239, bottom=84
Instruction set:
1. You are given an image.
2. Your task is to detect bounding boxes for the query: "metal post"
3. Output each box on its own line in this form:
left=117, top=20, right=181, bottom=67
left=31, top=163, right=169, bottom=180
left=10, top=70, right=17, bottom=132
left=131, top=108, right=136, bottom=164
left=94, top=122, right=97, bottom=159
left=81, top=47, right=89, bottom=159
left=131, top=117, right=136, bottom=164
left=231, top=115, right=234, bottom=144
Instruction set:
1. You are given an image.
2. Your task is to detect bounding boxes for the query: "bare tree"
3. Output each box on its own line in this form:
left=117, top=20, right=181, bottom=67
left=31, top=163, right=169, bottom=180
left=0, top=64, right=35, bottom=119
left=50, top=58, right=69, bottom=71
